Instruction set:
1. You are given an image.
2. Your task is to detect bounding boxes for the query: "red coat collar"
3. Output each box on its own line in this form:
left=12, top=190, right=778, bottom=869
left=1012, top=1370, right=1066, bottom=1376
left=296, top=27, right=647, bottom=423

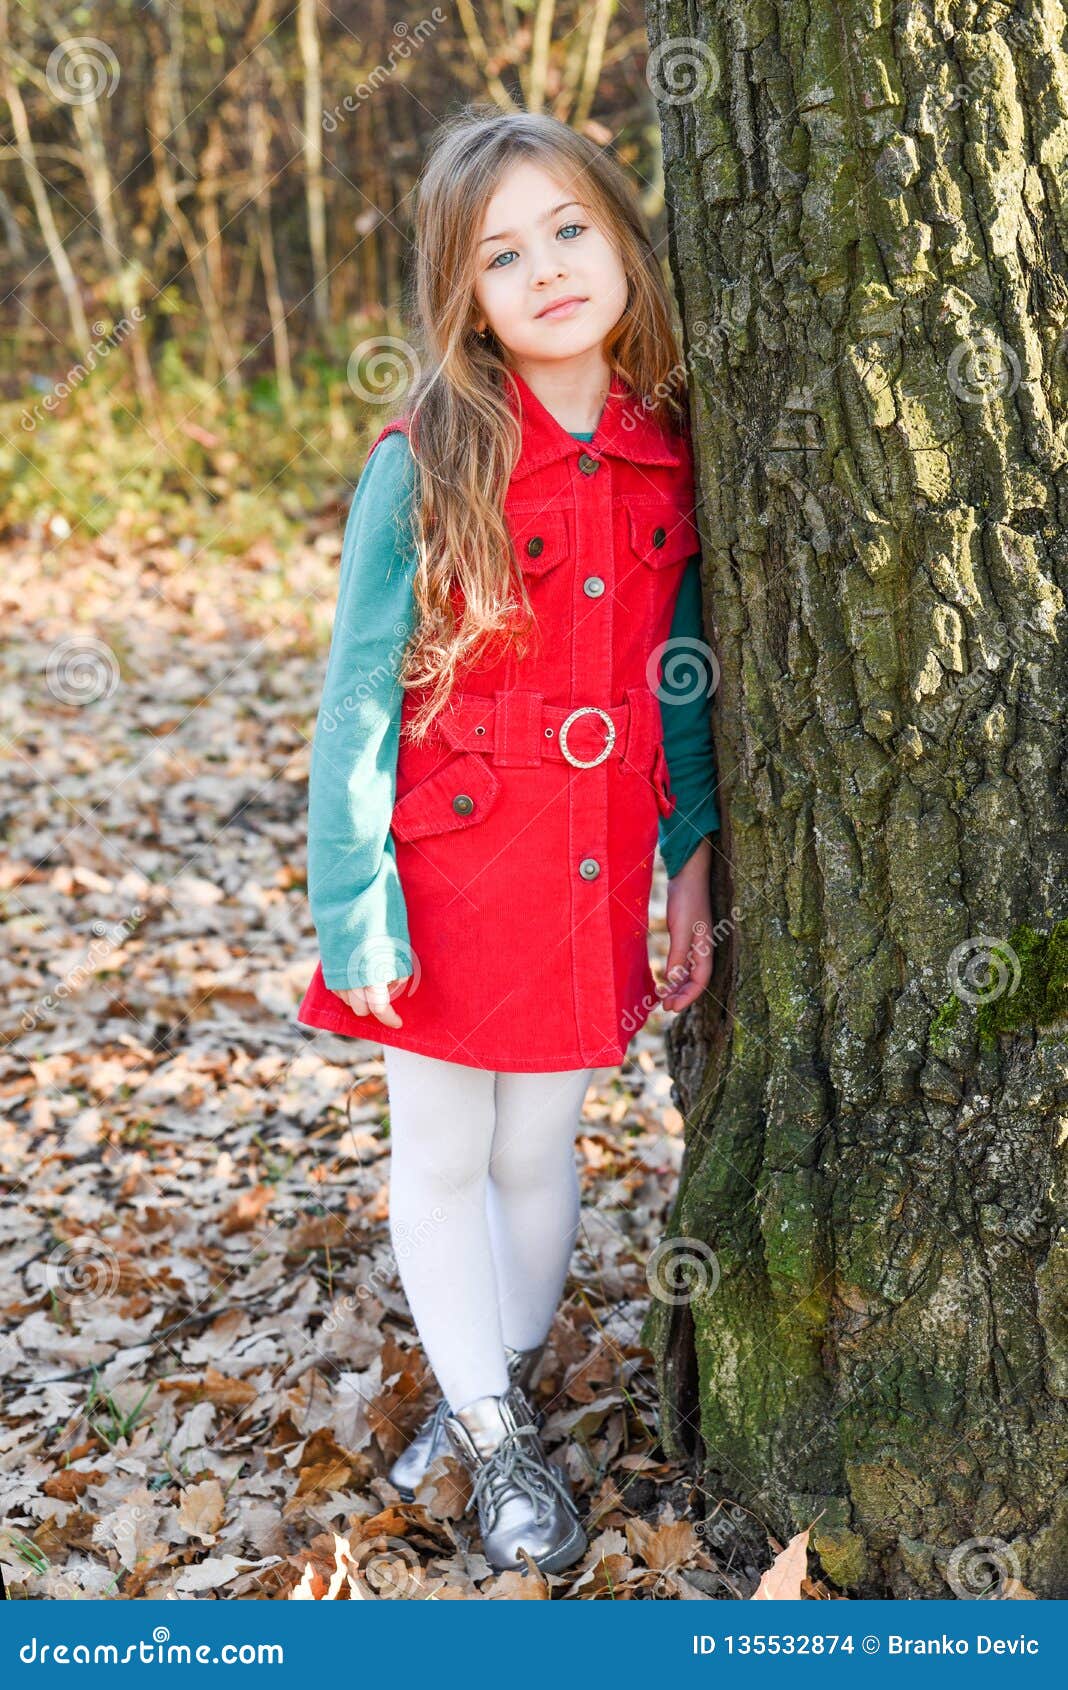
left=502, top=366, right=687, bottom=476
left=376, top=367, right=689, bottom=477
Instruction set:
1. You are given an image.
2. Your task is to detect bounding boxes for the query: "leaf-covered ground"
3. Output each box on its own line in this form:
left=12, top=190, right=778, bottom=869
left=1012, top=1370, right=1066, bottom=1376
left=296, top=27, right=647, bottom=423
left=0, top=516, right=832, bottom=1600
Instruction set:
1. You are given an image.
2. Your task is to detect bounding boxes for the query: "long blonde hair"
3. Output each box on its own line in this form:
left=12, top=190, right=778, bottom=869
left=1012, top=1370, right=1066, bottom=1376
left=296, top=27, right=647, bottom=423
left=390, top=104, right=689, bottom=742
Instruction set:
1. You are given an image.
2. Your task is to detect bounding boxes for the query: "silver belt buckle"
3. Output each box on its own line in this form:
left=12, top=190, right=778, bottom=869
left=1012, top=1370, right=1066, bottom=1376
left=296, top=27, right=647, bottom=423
left=558, top=705, right=617, bottom=769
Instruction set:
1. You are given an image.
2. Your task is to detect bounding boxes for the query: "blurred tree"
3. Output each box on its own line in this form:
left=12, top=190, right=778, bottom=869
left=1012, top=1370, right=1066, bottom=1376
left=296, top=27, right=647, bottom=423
left=0, top=0, right=661, bottom=391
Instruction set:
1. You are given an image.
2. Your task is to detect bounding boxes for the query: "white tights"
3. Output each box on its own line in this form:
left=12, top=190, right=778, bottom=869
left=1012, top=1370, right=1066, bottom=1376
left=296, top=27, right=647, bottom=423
left=382, top=1045, right=594, bottom=1414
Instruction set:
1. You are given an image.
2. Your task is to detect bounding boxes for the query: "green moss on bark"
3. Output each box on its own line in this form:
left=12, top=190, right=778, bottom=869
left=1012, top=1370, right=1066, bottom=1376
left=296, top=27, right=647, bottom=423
left=930, top=919, right=1068, bottom=1051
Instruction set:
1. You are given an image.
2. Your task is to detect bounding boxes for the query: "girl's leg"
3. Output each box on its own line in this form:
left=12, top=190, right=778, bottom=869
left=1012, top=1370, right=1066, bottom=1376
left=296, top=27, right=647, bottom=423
left=382, top=1045, right=510, bottom=1412
left=486, top=1068, right=594, bottom=1352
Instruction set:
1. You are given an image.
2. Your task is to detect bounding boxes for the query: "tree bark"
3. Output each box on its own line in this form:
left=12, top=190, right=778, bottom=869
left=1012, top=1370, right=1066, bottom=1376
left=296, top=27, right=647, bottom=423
left=297, top=0, right=330, bottom=335
left=0, top=18, right=92, bottom=354
left=644, top=0, right=1068, bottom=1598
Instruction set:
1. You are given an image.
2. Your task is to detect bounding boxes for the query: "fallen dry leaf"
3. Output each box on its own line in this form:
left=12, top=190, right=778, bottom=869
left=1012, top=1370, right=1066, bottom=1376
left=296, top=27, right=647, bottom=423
left=158, top=1367, right=259, bottom=1409
left=42, top=1469, right=108, bottom=1502
left=752, top=1528, right=810, bottom=1599
left=177, top=1478, right=226, bottom=1545
left=218, top=1185, right=274, bottom=1235
left=485, top=1559, right=549, bottom=1599
left=0, top=517, right=776, bottom=1601
left=625, top=1515, right=706, bottom=1572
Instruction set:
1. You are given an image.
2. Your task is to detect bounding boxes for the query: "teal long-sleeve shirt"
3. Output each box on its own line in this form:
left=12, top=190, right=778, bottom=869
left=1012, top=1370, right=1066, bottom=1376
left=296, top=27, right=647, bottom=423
left=306, top=428, right=720, bottom=991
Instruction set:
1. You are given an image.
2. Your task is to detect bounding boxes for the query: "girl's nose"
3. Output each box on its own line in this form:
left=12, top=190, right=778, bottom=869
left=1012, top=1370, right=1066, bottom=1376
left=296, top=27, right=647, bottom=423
left=531, top=246, right=568, bottom=287
left=532, top=269, right=568, bottom=303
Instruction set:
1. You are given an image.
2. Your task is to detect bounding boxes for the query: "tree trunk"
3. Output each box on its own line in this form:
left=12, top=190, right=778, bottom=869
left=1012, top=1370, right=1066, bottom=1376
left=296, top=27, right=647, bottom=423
left=643, top=0, right=1068, bottom=1598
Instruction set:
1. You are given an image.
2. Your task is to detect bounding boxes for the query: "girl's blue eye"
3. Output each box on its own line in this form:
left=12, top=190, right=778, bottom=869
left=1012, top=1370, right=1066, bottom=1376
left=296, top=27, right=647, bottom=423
left=486, top=222, right=586, bottom=269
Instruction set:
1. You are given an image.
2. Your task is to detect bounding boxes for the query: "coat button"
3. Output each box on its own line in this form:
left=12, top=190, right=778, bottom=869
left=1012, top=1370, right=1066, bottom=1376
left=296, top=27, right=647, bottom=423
left=452, top=794, right=475, bottom=815
left=578, top=857, right=600, bottom=879
left=583, top=575, right=605, bottom=597
left=577, top=452, right=600, bottom=475
left=526, top=535, right=544, bottom=557
left=652, top=526, right=666, bottom=547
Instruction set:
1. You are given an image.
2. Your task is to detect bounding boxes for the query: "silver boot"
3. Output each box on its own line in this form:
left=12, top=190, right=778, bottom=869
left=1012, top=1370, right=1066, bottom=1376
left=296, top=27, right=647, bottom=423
left=443, top=1382, right=587, bottom=1575
left=389, top=1342, right=545, bottom=1501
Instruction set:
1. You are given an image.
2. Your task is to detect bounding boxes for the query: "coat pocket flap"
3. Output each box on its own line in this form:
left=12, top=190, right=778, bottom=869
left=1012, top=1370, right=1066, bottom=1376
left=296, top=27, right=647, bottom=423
left=390, top=751, right=501, bottom=843
left=505, top=503, right=571, bottom=576
left=625, top=502, right=698, bottom=567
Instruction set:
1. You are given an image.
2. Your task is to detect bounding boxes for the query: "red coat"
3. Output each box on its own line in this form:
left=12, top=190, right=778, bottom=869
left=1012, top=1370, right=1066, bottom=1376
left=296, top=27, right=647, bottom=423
left=297, top=369, right=698, bottom=1070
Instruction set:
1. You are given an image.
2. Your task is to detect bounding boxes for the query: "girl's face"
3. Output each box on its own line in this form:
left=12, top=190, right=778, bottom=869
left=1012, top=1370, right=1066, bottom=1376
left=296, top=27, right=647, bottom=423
left=472, top=159, right=628, bottom=370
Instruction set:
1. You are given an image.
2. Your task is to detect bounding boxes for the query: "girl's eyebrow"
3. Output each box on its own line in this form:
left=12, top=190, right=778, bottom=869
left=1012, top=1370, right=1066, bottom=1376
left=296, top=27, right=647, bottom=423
left=479, top=200, right=585, bottom=245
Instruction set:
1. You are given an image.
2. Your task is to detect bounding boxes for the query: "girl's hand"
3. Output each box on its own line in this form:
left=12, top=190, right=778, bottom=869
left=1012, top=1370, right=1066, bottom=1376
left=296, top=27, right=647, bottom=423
left=334, top=982, right=408, bottom=1028
left=659, top=838, right=715, bottom=1013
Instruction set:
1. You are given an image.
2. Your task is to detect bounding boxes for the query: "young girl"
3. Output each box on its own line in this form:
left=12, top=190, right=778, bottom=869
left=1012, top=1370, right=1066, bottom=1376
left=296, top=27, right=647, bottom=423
left=297, top=108, right=720, bottom=1578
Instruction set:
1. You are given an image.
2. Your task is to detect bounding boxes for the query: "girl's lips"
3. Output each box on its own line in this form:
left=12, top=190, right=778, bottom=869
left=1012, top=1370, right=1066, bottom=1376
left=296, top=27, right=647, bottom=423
left=537, top=297, right=586, bottom=320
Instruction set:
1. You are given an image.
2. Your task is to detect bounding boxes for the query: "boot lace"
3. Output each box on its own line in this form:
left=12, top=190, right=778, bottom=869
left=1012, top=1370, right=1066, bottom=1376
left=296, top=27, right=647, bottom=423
left=424, top=1397, right=450, bottom=1445
left=470, top=1423, right=577, bottom=1531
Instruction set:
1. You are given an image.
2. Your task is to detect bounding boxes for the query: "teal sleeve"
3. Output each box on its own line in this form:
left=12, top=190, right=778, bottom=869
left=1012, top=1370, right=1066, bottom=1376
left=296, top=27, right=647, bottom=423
left=306, top=431, right=419, bottom=990
left=657, top=553, right=721, bottom=878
